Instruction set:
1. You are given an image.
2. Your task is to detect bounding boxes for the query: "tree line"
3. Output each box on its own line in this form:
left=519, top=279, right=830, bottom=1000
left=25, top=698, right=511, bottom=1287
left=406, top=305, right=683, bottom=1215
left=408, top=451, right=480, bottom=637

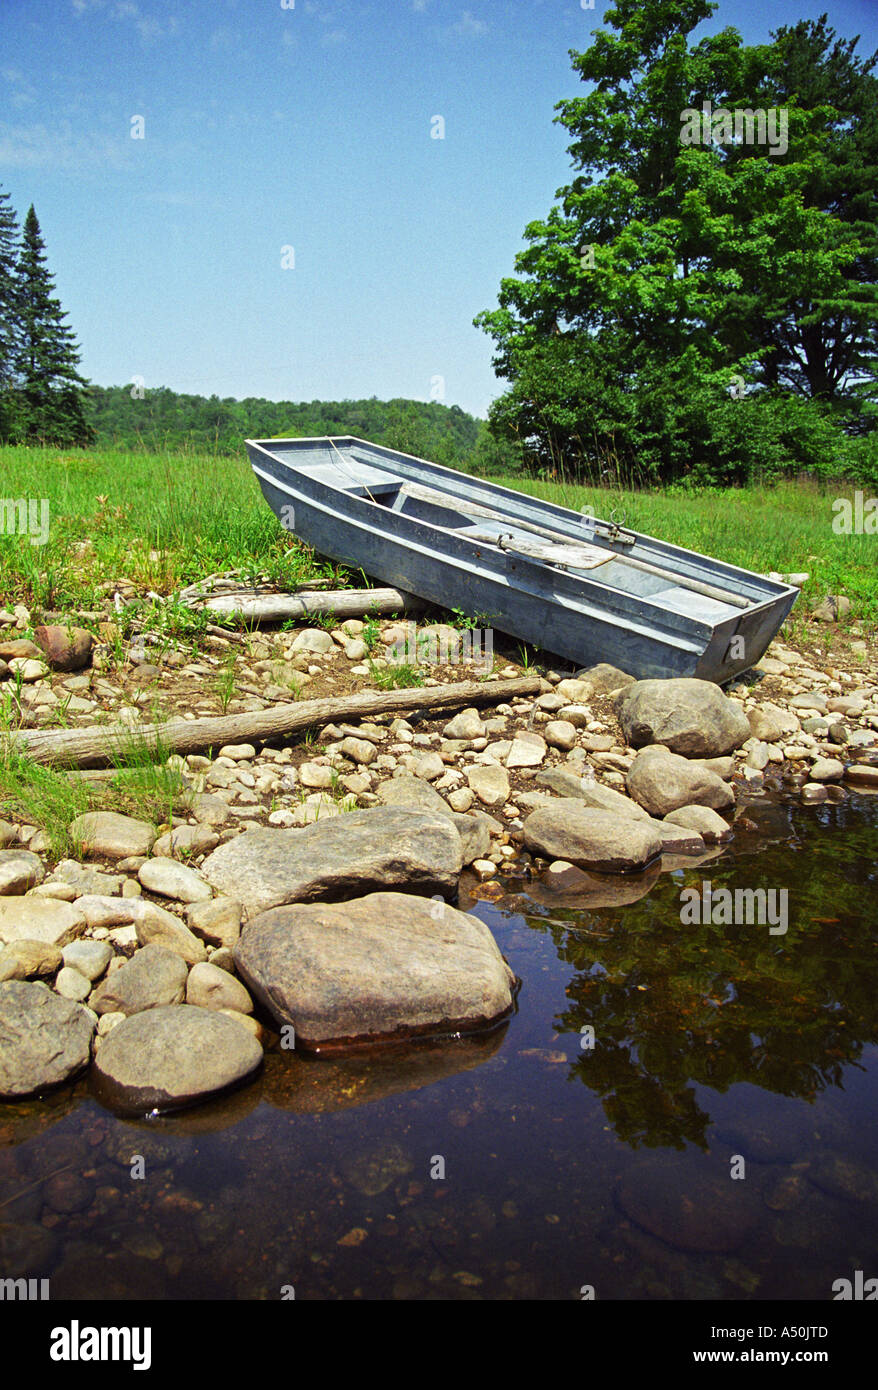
left=86, top=384, right=521, bottom=474
left=475, top=4, right=878, bottom=487
left=0, top=189, right=92, bottom=447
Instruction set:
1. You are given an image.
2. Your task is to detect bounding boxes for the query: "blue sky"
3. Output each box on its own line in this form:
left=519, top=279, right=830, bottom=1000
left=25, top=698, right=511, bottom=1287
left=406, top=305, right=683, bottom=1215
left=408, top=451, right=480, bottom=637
left=2, top=0, right=876, bottom=421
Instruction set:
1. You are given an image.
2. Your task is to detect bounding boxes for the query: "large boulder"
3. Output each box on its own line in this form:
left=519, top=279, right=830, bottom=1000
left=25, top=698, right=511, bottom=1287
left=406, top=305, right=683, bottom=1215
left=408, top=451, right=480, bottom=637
left=201, top=808, right=462, bottom=918
left=234, top=891, right=515, bottom=1048
left=0, top=981, right=95, bottom=1097
left=91, top=1004, right=263, bottom=1114
left=617, top=678, right=750, bottom=757
left=627, top=745, right=735, bottom=817
left=522, top=801, right=662, bottom=873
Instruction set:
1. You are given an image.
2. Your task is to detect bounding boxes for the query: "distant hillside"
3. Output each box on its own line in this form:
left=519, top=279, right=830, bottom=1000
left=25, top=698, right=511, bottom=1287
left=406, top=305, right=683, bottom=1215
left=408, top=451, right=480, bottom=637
left=86, top=385, right=522, bottom=474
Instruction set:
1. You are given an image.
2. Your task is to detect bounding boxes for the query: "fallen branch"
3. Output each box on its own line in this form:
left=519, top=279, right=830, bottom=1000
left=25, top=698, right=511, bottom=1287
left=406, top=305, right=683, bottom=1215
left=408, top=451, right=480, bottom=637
left=9, top=676, right=542, bottom=769
left=197, top=586, right=419, bottom=623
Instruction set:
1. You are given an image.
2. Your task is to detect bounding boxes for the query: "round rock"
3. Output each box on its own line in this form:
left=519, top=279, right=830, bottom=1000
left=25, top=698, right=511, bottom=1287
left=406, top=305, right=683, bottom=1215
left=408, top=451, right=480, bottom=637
left=618, top=678, right=750, bottom=758
left=186, top=961, right=253, bottom=1013
left=138, top=858, right=213, bottom=904
left=69, top=812, right=156, bottom=861
left=89, top=943, right=189, bottom=1016
left=0, top=849, right=46, bottom=896
left=91, top=1004, right=263, bottom=1114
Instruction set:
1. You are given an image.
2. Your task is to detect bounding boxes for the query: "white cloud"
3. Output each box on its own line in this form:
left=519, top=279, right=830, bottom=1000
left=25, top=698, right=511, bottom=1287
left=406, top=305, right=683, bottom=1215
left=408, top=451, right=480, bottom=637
left=0, top=120, right=133, bottom=171
left=70, top=0, right=180, bottom=41
left=1, top=67, right=37, bottom=108
left=453, top=10, right=487, bottom=37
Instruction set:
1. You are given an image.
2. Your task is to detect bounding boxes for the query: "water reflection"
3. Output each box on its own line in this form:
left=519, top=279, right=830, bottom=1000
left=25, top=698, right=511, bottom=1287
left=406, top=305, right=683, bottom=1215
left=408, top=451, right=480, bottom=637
left=1, top=787, right=876, bottom=1299
left=518, top=792, right=878, bottom=1149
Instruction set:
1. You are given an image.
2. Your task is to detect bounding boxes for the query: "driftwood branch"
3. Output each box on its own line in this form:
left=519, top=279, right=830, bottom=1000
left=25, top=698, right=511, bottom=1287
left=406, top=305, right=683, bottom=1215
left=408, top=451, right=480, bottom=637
left=9, top=676, right=541, bottom=769
left=199, top=586, right=419, bottom=623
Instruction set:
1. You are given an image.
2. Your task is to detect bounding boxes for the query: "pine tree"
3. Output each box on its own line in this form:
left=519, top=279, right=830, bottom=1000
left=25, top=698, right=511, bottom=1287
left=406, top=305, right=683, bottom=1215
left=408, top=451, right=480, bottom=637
left=16, top=205, right=93, bottom=446
left=0, top=185, right=21, bottom=442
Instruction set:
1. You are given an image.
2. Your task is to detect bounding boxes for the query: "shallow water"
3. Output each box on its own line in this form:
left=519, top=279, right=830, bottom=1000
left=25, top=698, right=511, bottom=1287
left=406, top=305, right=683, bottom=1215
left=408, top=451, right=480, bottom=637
left=2, top=783, right=877, bottom=1300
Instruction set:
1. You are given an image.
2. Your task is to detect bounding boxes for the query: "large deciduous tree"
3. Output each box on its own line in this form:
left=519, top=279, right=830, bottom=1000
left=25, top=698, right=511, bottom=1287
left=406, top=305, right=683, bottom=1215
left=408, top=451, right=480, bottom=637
left=476, top=1, right=878, bottom=483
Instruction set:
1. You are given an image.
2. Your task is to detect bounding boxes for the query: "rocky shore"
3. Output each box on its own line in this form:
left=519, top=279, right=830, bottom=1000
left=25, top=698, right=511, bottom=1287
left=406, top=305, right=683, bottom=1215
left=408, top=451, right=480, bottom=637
left=1, top=606, right=876, bottom=1115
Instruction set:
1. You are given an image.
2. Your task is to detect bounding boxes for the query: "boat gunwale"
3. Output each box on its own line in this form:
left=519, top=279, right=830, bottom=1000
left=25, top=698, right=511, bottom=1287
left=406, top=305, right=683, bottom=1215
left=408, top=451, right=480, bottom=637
left=246, top=435, right=798, bottom=610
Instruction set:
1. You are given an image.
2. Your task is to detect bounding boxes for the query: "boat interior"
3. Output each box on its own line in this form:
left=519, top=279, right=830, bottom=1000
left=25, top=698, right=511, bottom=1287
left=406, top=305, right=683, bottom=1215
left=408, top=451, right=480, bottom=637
left=291, top=448, right=753, bottom=627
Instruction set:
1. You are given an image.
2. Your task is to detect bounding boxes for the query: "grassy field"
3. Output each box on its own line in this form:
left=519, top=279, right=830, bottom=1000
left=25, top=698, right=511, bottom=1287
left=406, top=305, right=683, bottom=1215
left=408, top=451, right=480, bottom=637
left=1, top=445, right=876, bottom=635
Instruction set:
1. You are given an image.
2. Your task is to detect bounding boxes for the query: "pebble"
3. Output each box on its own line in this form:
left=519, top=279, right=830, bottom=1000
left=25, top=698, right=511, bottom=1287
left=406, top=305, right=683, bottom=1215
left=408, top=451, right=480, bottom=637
left=544, top=720, right=577, bottom=751
left=218, top=743, right=257, bottom=760
left=808, top=757, right=845, bottom=783
left=62, top=939, right=113, bottom=981
left=54, top=965, right=92, bottom=1002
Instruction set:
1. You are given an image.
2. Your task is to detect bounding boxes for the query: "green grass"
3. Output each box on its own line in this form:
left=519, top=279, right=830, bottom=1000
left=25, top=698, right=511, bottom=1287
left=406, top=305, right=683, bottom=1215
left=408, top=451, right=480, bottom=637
left=368, top=660, right=425, bottom=690
left=0, top=722, right=188, bottom=860
left=0, top=445, right=875, bottom=632
left=0, top=444, right=351, bottom=612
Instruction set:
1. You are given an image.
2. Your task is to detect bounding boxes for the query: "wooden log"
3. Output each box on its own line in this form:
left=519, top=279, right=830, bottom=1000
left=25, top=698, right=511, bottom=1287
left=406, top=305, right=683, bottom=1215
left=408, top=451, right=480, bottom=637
left=9, top=676, right=542, bottom=769
left=201, top=587, right=417, bottom=621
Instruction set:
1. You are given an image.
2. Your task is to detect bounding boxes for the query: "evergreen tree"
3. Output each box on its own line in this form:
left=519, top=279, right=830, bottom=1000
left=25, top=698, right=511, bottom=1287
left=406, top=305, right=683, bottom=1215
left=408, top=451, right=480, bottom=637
left=0, top=186, right=22, bottom=442
left=16, top=205, right=92, bottom=446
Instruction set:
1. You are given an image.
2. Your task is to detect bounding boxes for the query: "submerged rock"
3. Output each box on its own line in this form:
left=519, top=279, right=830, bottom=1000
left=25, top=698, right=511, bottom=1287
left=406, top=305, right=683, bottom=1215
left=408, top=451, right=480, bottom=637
left=616, top=1153, right=762, bottom=1253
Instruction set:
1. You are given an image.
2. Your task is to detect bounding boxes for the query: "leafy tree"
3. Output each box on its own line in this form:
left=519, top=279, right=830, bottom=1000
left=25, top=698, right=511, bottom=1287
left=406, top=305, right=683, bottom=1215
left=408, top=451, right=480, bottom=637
left=475, top=1, right=878, bottom=484
left=15, top=205, right=92, bottom=446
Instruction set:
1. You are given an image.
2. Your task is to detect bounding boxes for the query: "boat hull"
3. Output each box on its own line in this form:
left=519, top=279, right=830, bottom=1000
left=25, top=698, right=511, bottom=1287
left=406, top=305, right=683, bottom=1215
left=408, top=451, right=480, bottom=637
left=245, top=436, right=798, bottom=684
